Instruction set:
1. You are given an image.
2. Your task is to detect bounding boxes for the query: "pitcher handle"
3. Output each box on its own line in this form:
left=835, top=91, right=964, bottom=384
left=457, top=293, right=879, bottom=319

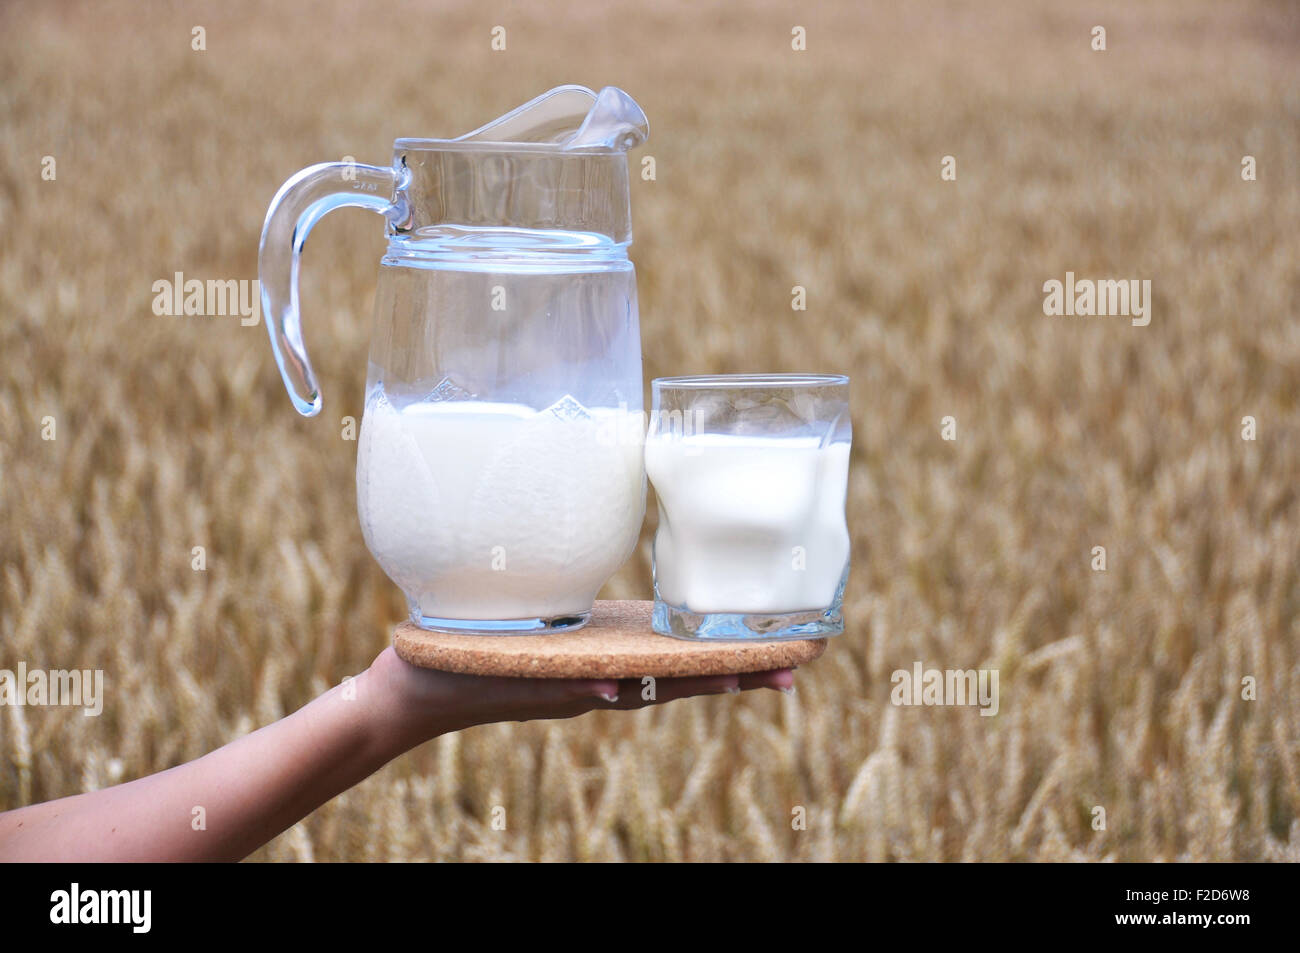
left=258, top=162, right=409, bottom=416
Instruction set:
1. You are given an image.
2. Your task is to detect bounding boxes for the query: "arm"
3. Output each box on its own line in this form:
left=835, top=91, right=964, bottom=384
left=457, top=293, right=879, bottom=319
left=0, top=647, right=793, bottom=862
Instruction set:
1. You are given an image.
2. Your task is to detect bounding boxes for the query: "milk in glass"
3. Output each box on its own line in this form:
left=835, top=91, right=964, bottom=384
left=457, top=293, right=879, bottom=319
left=646, top=433, right=850, bottom=614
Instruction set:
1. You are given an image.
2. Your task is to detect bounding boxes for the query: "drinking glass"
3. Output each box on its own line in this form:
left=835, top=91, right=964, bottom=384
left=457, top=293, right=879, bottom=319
left=645, top=374, right=851, bottom=640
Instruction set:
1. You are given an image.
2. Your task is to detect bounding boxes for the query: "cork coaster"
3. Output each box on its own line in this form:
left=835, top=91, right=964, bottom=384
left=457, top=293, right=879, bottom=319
left=392, top=600, right=827, bottom=678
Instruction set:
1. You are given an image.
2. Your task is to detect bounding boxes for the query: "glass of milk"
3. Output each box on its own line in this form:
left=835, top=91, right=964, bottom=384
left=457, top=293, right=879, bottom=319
left=645, top=375, right=851, bottom=640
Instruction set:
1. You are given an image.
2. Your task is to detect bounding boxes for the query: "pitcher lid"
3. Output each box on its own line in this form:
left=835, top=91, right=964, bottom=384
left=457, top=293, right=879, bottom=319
left=390, top=86, right=648, bottom=245
left=395, top=85, right=648, bottom=153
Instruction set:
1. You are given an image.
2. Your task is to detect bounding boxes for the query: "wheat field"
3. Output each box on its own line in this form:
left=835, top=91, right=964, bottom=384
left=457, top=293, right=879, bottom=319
left=1, top=0, right=1298, bottom=862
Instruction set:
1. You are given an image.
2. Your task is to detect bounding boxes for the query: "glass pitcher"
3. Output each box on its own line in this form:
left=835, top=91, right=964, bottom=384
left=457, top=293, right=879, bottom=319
left=259, top=86, right=649, bottom=634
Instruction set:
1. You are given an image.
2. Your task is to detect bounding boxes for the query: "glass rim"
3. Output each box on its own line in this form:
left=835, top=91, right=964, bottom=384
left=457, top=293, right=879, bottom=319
left=652, top=373, right=849, bottom=390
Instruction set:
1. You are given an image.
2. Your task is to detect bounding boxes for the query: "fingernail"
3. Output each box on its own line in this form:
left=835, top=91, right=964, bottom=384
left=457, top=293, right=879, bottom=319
left=599, top=692, right=619, bottom=703
left=779, top=686, right=796, bottom=696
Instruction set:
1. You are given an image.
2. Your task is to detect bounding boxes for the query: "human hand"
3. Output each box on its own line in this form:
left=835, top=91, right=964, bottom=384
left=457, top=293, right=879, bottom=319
left=363, top=646, right=795, bottom=748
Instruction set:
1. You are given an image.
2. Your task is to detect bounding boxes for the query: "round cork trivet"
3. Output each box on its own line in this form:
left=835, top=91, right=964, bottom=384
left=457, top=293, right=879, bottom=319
left=392, top=600, right=827, bottom=678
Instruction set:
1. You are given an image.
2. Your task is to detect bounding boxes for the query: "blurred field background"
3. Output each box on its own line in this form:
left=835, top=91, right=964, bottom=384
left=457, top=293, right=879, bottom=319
left=2, top=0, right=1299, bottom=861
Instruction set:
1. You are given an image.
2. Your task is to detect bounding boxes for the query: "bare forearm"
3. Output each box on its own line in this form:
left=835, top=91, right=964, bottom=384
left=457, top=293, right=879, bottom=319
left=0, top=646, right=791, bottom=862
left=0, top=667, right=416, bottom=862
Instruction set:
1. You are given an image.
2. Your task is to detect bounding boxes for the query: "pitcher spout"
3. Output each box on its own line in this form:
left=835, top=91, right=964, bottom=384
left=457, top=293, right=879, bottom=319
left=564, top=87, right=649, bottom=151
left=453, top=85, right=648, bottom=152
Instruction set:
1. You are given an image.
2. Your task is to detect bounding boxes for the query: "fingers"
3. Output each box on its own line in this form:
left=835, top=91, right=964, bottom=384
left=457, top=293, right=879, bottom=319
left=617, top=673, right=740, bottom=708
left=368, top=648, right=801, bottom=737
left=587, top=668, right=797, bottom=711
left=483, top=675, right=619, bottom=709
left=739, top=668, right=795, bottom=693
left=426, top=667, right=799, bottom=730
